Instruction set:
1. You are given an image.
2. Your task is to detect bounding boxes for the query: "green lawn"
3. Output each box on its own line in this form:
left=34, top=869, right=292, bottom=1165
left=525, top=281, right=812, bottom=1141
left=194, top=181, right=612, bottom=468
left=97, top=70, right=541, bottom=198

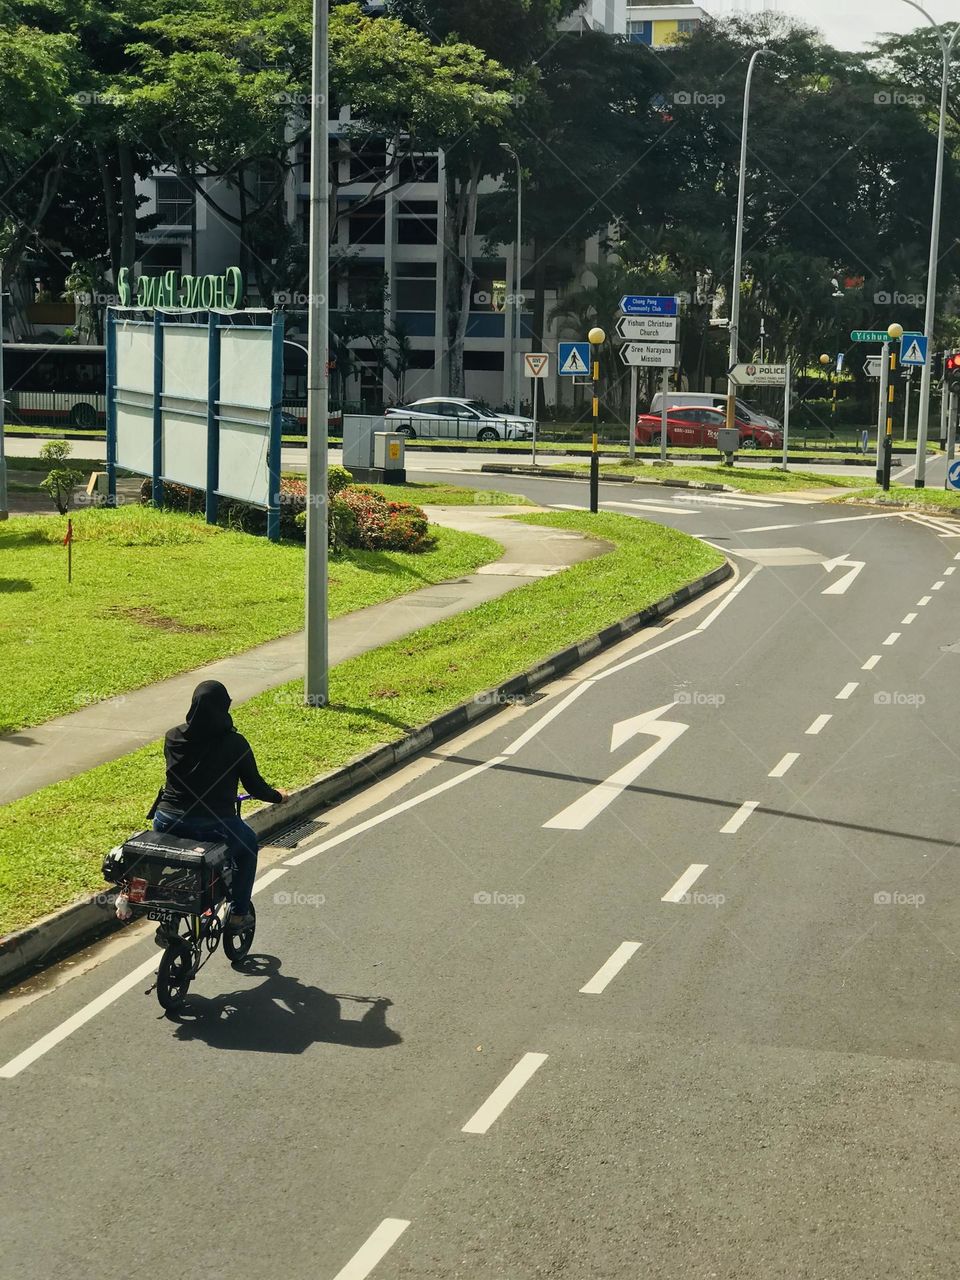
left=0, top=506, right=498, bottom=735
left=0, top=511, right=725, bottom=936
left=569, top=462, right=864, bottom=494
left=367, top=481, right=534, bottom=506
left=837, top=484, right=960, bottom=514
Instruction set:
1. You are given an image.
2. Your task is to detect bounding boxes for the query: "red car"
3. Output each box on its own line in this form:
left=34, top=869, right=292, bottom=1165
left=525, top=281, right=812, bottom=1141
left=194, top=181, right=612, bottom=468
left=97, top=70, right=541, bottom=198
left=635, top=405, right=782, bottom=450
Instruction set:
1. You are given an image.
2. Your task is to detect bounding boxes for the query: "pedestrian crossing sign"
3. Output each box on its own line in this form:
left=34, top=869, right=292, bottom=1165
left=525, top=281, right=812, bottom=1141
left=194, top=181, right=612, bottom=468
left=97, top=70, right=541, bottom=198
left=558, top=342, right=591, bottom=376
left=900, top=333, right=928, bottom=367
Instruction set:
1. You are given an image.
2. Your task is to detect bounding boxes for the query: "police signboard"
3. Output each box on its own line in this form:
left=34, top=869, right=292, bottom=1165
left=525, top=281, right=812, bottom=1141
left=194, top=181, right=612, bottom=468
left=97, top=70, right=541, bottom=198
left=900, top=333, right=928, bottom=367
left=619, top=295, right=678, bottom=317
left=558, top=342, right=591, bottom=376
left=730, top=363, right=787, bottom=387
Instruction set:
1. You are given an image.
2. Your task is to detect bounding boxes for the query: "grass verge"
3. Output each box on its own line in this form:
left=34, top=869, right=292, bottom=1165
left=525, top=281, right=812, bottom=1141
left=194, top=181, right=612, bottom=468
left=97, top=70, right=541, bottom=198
left=566, top=462, right=864, bottom=494
left=0, top=511, right=724, bottom=935
left=834, top=484, right=960, bottom=514
left=0, top=506, right=498, bottom=735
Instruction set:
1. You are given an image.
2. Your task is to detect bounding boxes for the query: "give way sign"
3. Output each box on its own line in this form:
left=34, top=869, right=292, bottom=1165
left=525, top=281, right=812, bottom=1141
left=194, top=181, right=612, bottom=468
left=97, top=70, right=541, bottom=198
left=524, top=353, right=550, bottom=379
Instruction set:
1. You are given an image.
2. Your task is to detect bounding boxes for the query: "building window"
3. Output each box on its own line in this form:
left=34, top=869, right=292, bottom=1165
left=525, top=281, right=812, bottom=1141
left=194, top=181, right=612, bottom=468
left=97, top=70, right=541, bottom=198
left=139, top=244, right=185, bottom=275
left=464, top=351, right=504, bottom=371
left=397, top=199, right=438, bottom=245
left=677, top=19, right=699, bottom=34
left=627, top=19, right=652, bottom=44
left=348, top=200, right=386, bottom=245
left=347, top=261, right=386, bottom=308
left=350, top=141, right=388, bottom=183
left=155, top=176, right=193, bottom=226
left=394, top=262, right=436, bottom=310
left=399, top=153, right=440, bottom=184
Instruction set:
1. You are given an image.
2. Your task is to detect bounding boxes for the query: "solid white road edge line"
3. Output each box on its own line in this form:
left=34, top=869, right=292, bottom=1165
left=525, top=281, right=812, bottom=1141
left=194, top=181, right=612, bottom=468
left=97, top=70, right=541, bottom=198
left=662, top=864, right=708, bottom=903
left=806, top=714, right=832, bottom=735
left=769, top=752, right=800, bottom=778
left=862, top=655, right=882, bottom=670
left=580, top=942, right=642, bottom=994
left=284, top=756, right=508, bottom=867
left=462, top=1053, right=548, bottom=1134
left=720, top=801, right=759, bottom=834
left=331, top=1220, right=411, bottom=1280
left=837, top=682, right=859, bottom=700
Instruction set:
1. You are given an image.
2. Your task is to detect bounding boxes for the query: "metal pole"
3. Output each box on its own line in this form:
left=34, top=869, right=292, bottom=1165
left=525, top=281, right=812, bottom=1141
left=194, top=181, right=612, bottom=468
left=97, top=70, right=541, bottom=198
left=589, top=344, right=600, bottom=513
left=0, top=263, right=6, bottom=520
left=940, top=377, right=949, bottom=449
left=903, top=2, right=959, bottom=488
left=514, top=156, right=522, bottom=417
left=904, top=374, right=911, bottom=441
left=628, top=364, right=638, bottom=463
left=875, top=341, right=890, bottom=484
left=782, top=355, right=791, bottom=471
left=659, top=369, right=669, bottom=463
left=946, top=389, right=957, bottom=466
left=304, top=0, right=330, bottom=707
left=531, top=371, right=538, bottom=466
left=726, top=49, right=768, bottom=433
left=883, top=344, right=898, bottom=491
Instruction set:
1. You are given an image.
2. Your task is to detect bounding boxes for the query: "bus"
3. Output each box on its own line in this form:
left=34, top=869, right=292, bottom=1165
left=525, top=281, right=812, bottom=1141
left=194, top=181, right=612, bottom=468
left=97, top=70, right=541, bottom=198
left=1, top=340, right=330, bottom=433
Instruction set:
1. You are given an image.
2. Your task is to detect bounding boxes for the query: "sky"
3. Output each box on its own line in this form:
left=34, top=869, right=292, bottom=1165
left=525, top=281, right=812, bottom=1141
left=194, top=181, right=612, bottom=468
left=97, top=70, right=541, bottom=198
left=698, top=0, right=945, bottom=51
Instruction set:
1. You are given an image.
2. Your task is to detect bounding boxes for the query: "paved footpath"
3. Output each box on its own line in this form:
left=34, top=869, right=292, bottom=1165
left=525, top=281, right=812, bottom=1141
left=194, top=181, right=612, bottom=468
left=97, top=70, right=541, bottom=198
left=0, top=507, right=604, bottom=806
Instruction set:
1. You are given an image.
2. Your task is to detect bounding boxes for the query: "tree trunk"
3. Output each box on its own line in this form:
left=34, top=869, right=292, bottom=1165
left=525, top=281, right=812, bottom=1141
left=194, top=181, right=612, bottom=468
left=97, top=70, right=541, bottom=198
left=118, top=143, right=137, bottom=280
left=96, top=144, right=121, bottom=279
left=443, top=158, right=481, bottom=397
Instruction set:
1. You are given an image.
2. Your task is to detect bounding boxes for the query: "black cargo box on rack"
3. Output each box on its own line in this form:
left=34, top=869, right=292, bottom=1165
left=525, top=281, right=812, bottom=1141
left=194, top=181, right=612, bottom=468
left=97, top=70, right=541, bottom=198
left=102, top=830, right=233, bottom=913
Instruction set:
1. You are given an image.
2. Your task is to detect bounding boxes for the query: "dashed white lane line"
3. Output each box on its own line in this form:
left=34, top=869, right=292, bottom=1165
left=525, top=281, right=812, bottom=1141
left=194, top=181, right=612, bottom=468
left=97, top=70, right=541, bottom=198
left=917, top=596, right=932, bottom=606
left=662, top=864, right=708, bottom=903
left=901, top=613, right=918, bottom=625
left=462, top=1053, right=548, bottom=1134
left=946, top=567, right=956, bottom=576
left=862, top=655, right=882, bottom=671
left=741, top=512, right=899, bottom=533
left=806, top=714, right=832, bottom=736
left=769, top=752, right=800, bottom=778
left=932, top=581, right=945, bottom=591
left=883, top=632, right=901, bottom=646
left=601, top=500, right=701, bottom=517
left=580, top=942, right=642, bottom=994
left=837, top=682, right=859, bottom=700
left=331, top=1220, right=411, bottom=1280
left=720, top=801, right=758, bottom=834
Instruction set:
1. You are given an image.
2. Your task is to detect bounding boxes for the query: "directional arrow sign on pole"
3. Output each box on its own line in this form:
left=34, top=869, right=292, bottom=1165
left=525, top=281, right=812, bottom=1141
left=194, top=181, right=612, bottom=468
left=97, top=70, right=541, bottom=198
left=619, top=295, right=678, bottom=317
left=822, top=555, right=865, bottom=596
left=864, top=356, right=882, bottom=379
left=615, top=315, right=678, bottom=342
left=729, top=363, right=787, bottom=387
left=543, top=703, right=689, bottom=831
left=619, top=342, right=676, bottom=368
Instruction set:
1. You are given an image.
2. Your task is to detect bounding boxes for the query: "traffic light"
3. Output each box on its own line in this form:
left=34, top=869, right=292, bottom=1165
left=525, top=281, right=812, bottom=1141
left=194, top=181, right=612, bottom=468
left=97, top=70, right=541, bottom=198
left=946, top=351, right=960, bottom=388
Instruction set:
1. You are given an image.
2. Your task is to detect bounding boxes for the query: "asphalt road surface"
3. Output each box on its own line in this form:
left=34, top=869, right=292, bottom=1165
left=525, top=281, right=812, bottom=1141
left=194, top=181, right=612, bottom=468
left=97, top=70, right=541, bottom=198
left=3, top=474, right=960, bottom=1279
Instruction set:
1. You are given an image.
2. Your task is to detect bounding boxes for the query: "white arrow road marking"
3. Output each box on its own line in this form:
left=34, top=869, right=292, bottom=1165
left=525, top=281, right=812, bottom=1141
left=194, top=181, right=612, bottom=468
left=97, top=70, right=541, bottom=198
left=822, top=555, right=865, bottom=595
left=462, top=1053, right=548, bottom=1134
left=332, top=1220, right=411, bottom=1280
left=544, top=703, right=689, bottom=831
left=580, top=942, right=642, bottom=994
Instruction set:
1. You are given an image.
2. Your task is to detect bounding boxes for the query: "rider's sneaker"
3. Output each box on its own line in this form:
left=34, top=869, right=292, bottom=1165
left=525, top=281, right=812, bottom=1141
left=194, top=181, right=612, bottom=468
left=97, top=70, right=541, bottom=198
left=227, top=910, right=255, bottom=932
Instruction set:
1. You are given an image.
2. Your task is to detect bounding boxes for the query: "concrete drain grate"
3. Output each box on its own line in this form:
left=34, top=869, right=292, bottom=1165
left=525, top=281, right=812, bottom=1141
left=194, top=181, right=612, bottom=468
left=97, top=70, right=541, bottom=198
left=270, top=819, right=329, bottom=849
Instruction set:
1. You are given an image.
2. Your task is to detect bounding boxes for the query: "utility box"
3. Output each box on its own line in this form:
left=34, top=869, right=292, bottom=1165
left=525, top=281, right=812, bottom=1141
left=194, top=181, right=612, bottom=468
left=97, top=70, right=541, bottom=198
left=373, top=432, right=405, bottom=479
left=343, top=416, right=407, bottom=483
left=717, top=427, right=740, bottom=465
left=342, top=414, right=383, bottom=470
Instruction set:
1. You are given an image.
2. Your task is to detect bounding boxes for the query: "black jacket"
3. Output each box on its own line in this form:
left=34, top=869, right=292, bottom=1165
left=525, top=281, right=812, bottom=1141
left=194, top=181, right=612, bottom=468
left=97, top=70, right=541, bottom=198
left=159, top=680, right=282, bottom=819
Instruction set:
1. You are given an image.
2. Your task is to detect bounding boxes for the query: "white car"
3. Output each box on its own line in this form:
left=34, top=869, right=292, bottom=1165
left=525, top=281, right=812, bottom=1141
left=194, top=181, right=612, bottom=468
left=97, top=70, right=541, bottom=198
left=385, top=397, right=534, bottom=441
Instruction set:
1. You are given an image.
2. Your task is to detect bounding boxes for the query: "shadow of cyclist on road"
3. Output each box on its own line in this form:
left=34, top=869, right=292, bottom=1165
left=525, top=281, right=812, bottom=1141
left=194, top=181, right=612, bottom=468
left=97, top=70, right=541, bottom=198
left=167, top=955, right=401, bottom=1054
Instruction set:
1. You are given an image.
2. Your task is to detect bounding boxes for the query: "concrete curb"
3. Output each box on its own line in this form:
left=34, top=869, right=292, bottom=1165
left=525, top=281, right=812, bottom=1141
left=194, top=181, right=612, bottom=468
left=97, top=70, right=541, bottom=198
left=480, top=462, right=730, bottom=492
left=0, top=560, right=732, bottom=990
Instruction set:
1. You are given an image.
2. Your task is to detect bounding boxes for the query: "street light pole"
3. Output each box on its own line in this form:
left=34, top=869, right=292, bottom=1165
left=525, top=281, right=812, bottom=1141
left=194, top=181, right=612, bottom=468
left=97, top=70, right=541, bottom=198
left=726, top=48, right=769, bottom=432
left=901, top=0, right=959, bottom=488
left=0, top=262, right=7, bottom=521
left=304, top=0, right=330, bottom=707
left=500, top=144, right=523, bottom=416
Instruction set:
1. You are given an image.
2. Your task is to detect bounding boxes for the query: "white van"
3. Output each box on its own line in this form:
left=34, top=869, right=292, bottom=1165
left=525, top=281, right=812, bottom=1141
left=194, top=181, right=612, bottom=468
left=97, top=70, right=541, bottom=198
left=649, top=391, right=781, bottom=432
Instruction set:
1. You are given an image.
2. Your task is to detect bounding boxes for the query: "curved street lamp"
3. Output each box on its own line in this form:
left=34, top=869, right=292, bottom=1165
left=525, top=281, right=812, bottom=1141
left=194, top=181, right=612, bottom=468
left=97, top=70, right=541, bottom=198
left=500, top=143, right=523, bottom=417
left=900, top=0, right=960, bottom=487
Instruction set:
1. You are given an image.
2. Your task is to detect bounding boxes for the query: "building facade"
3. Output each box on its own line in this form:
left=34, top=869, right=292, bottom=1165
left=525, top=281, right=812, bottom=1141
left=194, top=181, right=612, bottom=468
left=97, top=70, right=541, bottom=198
left=625, top=2, right=706, bottom=47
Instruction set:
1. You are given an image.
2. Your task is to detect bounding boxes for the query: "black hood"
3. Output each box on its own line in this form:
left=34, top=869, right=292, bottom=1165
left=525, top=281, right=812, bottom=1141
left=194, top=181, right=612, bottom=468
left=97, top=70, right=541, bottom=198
left=170, top=680, right=234, bottom=743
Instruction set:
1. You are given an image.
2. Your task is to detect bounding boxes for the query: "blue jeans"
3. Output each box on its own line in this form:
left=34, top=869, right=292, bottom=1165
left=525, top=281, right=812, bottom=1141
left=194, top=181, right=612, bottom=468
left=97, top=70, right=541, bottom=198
left=153, top=811, right=259, bottom=913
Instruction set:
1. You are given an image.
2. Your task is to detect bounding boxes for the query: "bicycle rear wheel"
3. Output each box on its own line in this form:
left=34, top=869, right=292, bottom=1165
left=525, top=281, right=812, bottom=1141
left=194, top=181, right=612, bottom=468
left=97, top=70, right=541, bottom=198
left=223, top=903, right=256, bottom=965
left=157, top=938, right=194, bottom=1011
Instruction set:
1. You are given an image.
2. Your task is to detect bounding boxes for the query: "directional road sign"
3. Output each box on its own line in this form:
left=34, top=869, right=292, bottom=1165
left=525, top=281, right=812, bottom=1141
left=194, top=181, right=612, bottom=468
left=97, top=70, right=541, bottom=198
left=948, top=460, right=960, bottom=492
left=900, top=332, right=928, bottom=367
left=729, top=363, right=787, bottom=387
left=558, top=342, right=590, bottom=377
left=615, top=315, right=678, bottom=342
left=851, top=329, right=891, bottom=343
left=619, top=342, right=676, bottom=369
left=863, top=356, right=883, bottom=379
left=619, top=295, right=678, bottom=317
left=524, top=353, right=549, bottom=379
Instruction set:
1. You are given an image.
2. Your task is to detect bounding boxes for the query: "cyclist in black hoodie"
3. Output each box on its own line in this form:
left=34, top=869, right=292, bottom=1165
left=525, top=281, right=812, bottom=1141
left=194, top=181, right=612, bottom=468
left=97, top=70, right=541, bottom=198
left=153, top=680, right=287, bottom=931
